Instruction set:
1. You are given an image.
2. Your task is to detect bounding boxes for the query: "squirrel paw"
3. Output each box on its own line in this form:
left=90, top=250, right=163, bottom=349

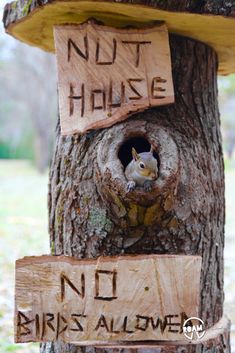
left=143, top=180, right=153, bottom=192
left=127, top=181, right=136, bottom=192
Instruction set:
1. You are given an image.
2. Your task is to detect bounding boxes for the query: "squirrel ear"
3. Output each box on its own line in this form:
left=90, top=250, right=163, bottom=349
left=132, top=147, right=139, bottom=161
left=150, top=145, right=155, bottom=154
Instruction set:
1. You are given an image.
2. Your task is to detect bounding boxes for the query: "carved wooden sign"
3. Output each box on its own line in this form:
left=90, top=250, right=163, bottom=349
left=54, top=23, right=174, bottom=135
left=15, top=254, right=201, bottom=345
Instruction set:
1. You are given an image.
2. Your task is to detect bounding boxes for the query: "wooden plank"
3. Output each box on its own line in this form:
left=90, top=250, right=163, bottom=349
left=54, top=23, right=174, bottom=135
left=88, top=315, right=231, bottom=347
left=15, top=254, right=201, bottom=344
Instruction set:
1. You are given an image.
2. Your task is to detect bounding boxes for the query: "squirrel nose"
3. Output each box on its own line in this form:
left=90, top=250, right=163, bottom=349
left=150, top=172, right=156, bottom=179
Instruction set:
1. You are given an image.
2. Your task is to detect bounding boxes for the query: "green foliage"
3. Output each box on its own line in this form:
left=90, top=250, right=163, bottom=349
left=0, top=135, right=34, bottom=160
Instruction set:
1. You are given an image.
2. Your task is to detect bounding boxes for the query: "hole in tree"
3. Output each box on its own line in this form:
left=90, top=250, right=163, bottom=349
left=118, top=136, right=156, bottom=169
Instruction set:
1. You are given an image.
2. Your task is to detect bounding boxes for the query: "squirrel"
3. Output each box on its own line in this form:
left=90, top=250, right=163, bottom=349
left=125, top=146, right=158, bottom=192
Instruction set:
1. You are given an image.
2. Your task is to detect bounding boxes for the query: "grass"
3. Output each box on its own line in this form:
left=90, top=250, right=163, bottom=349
left=0, top=159, right=234, bottom=352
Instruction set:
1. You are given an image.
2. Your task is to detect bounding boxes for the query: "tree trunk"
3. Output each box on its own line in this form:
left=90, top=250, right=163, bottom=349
left=41, top=33, right=229, bottom=353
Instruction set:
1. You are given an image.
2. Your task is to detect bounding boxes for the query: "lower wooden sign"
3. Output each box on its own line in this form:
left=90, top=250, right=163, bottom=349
left=15, top=254, right=201, bottom=344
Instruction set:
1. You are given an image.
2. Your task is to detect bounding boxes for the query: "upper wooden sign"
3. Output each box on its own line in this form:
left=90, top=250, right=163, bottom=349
left=54, top=23, right=174, bottom=135
left=15, top=254, right=201, bottom=345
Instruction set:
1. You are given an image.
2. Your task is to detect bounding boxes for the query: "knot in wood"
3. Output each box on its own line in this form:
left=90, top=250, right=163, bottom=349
left=95, top=120, right=179, bottom=224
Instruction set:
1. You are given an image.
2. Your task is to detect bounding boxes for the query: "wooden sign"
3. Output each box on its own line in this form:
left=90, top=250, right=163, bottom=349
left=54, top=23, right=174, bottom=135
left=15, top=254, right=201, bottom=345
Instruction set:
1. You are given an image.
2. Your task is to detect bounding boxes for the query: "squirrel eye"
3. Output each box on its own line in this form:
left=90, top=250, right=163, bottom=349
left=139, top=162, right=145, bottom=169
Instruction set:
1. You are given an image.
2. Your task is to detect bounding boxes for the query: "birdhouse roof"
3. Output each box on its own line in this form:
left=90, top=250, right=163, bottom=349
left=3, top=0, right=235, bottom=75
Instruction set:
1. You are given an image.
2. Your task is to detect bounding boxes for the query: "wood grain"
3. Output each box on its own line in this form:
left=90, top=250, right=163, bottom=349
left=15, top=254, right=201, bottom=344
left=54, top=23, right=174, bottom=135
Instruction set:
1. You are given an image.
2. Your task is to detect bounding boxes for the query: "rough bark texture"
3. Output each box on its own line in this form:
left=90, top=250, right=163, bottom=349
left=39, top=33, right=230, bottom=353
left=3, top=0, right=235, bottom=28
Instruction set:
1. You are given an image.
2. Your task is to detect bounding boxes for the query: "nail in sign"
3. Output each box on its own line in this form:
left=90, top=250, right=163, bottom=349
left=54, top=23, right=174, bottom=135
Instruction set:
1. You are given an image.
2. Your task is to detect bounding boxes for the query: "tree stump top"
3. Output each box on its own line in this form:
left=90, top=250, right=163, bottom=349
left=2, top=0, right=235, bottom=75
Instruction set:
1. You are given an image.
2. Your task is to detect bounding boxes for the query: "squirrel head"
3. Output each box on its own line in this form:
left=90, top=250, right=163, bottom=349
left=131, top=146, right=158, bottom=180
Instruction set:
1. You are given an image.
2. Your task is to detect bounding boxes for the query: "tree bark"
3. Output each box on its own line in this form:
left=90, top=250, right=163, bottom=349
left=41, top=33, right=229, bottom=353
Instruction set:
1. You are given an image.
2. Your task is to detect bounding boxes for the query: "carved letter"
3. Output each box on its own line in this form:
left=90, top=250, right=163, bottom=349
left=94, top=270, right=117, bottom=301
left=127, top=78, right=143, bottom=100
left=35, top=314, right=40, bottom=338
left=122, top=41, right=151, bottom=67
left=68, top=83, right=85, bottom=117
left=110, top=318, right=120, bottom=333
left=165, top=315, right=181, bottom=333
left=91, top=89, right=106, bottom=111
left=16, top=311, right=34, bottom=337
left=41, top=313, right=55, bottom=339
left=150, top=316, right=167, bottom=333
left=56, top=313, right=68, bottom=339
left=135, top=315, right=149, bottom=331
left=70, top=314, right=86, bottom=332
left=123, top=316, right=134, bottom=333
left=108, top=80, right=125, bottom=108
left=60, top=272, right=85, bottom=302
left=68, top=37, right=89, bottom=62
left=151, top=76, right=166, bottom=99
left=95, top=314, right=110, bottom=332
left=96, top=38, right=117, bottom=65
left=179, top=312, right=189, bottom=333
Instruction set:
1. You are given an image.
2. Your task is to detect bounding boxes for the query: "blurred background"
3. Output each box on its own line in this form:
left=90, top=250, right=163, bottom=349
left=0, top=4, right=235, bottom=353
